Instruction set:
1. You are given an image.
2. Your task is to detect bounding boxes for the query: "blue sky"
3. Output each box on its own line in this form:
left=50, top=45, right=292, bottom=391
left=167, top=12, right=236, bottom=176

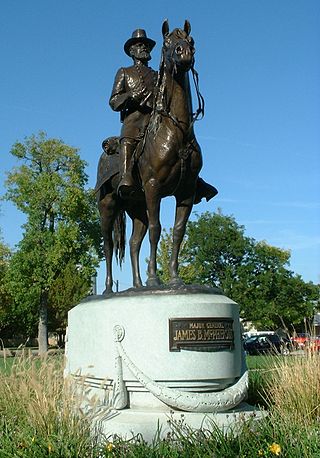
left=1, top=0, right=319, bottom=293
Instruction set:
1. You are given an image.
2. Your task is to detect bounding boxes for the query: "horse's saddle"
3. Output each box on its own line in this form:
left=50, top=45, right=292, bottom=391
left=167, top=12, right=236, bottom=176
left=94, top=137, right=120, bottom=192
left=95, top=136, right=218, bottom=204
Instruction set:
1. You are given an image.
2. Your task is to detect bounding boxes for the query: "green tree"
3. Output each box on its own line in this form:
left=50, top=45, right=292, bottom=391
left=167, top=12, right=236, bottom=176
left=0, top=237, right=13, bottom=339
left=48, top=261, right=93, bottom=346
left=158, top=210, right=253, bottom=288
left=157, top=210, right=319, bottom=330
left=157, top=228, right=199, bottom=285
left=4, top=132, right=102, bottom=353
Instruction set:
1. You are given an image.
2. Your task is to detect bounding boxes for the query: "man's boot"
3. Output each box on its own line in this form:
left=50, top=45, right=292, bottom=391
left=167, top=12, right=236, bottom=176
left=194, top=177, right=218, bottom=204
left=117, top=139, right=136, bottom=199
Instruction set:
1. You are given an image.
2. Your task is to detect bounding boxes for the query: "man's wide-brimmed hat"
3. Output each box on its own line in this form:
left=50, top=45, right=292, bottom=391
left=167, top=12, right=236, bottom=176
left=124, top=29, right=156, bottom=56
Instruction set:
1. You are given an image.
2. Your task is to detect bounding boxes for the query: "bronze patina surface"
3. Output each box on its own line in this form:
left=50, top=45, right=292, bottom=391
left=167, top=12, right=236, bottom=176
left=96, top=21, right=218, bottom=294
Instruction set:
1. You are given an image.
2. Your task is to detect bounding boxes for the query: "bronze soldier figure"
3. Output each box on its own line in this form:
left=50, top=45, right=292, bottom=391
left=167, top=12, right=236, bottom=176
left=109, top=28, right=217, bottom=203
left=97, top=22, right=219, bottom=291
left=109, top=29, right=157, bottom=198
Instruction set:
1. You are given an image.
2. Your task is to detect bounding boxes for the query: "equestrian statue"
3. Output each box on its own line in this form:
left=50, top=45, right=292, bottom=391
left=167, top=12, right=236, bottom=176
left=95, top=20, right=218, bottom=293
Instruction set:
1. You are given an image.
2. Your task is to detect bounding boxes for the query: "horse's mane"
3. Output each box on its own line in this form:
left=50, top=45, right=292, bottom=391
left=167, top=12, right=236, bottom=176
left=149, top=27, right=204, bottom=137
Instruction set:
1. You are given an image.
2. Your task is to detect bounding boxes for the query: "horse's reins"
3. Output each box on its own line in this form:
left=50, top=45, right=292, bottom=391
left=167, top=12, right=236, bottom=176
left=191, top=66, right=205, bottom=123
left=137, top=36, right=205, bottom=196
left=165, top=48, right=205, bottom=195
left=154, top=50, right=205, bottom=140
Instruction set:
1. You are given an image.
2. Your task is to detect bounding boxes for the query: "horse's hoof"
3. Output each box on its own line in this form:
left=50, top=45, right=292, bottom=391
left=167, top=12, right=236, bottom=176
left=102, top=288, right=114, bottom=295
left=146, top=276, right=161, bottom=287
left=168, top=277, right=185, bottom=287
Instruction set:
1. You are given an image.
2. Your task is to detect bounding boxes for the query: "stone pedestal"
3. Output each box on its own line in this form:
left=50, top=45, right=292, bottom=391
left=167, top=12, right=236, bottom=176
left=64, top=285, right=258, bottom=441
left=93, top=403, right=261, bottom=442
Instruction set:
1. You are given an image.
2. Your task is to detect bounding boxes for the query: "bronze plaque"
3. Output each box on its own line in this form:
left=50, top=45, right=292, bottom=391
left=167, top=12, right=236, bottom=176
left=169, top=317, right=234, bottom=352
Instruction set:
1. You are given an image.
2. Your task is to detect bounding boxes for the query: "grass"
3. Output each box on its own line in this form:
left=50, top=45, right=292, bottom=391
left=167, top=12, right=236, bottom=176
left=0, top=356, right=14, bottom=375
left=0, top=353, right=320, bottom=457
left=265, top=352, right=320, bottom=424
left=0, top=354, right=106, bottom=457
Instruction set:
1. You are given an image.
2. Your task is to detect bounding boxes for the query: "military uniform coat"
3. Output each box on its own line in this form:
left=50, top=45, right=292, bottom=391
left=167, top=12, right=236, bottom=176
left=109, top=63, right=157, bottom=141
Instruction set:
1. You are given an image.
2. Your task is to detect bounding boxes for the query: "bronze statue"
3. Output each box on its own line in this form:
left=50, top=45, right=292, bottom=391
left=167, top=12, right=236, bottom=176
left=109, top=29, right=157, bottom=198
left=96, top=20, right=217, bottom=293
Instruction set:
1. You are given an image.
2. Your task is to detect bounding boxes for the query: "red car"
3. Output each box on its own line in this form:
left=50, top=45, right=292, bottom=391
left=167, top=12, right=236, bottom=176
left=291, top=333, right=309, bottom=349
left=305, top=336, right=320, bottom=352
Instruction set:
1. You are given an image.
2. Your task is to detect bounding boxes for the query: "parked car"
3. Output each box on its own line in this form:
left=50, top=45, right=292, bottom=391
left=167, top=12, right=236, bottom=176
left=244, top=334, right=290, bottom=355
left=291, top=333, right=310, bottom=350
left=304, top=336, right=320, bottom=352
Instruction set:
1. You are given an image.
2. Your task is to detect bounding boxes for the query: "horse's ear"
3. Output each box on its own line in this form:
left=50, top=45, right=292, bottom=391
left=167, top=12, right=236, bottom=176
left=184, top=19, right=191, bottom=35
left=162, top=19, right=169, bottom=37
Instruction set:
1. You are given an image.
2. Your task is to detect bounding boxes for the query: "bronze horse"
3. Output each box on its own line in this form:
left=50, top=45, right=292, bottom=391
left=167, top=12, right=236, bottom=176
left=96, top=20, right=216, bottom=293
left=95, top=136, right=148, bottom=293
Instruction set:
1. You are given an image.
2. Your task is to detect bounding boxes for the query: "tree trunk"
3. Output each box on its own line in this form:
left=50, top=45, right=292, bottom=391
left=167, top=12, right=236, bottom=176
left=57, top=331, right=65, bottom=348
left=38, top=290, right=48, bottom=355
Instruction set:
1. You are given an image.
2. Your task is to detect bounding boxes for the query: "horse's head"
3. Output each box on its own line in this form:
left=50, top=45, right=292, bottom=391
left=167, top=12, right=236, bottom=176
left=161, top=20, right=195, bottom=72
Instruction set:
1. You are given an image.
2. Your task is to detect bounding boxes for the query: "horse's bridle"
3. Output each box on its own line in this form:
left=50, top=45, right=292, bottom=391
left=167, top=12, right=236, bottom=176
left=153, top=37, right=205, bottom=141
left=137, top=33, right=205, bottom=164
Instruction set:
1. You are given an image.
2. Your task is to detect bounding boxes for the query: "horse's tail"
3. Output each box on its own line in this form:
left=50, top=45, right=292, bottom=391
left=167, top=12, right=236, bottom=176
left=114, top=209, right=126, bottom=267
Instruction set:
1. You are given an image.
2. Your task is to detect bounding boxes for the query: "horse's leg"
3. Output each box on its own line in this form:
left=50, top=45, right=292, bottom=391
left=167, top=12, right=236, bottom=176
left=98, top=191, right=117, bottom=294
left=144, top=185, right=162, bottom=286
left=169, top=195, right=194, bottom=285
left=126, top=206, right=148, bottom=288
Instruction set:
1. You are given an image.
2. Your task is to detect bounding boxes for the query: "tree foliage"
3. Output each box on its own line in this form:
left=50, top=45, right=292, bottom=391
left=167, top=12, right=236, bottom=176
left=0, top=237, right=13, bottom=338
left=48, top=262, right=93, bottom=340
left=157, top=210, right=319, bottom=330
left=3, top=132, right=102, bottom=351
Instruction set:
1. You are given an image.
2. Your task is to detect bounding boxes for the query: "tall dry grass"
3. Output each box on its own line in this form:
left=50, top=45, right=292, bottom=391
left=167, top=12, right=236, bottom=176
left=0, top=354, right=104, bottom=456
left=264, top=353, right=320, bottom=426
left=1, top=352, right=320, bottom=457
